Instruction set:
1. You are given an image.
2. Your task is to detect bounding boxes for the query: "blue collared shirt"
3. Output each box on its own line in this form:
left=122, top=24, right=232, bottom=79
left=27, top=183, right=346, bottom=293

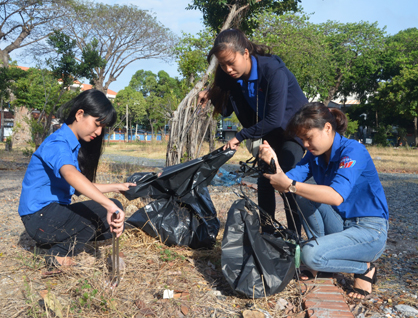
left=18, top=123, right=81, bottom=216
left=286, top=133, right=389, bottom=220
left=237, top=55, right=266, bottom=120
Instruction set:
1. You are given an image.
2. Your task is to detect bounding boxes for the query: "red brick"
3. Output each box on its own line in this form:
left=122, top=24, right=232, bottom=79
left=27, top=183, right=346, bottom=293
left=309, top=286, right=342, bottom=293
left=305, top=293, right=345, bottom=302
left=308, top=309, right=354, bottom=318
left=304, top=300, right=349, bottom=311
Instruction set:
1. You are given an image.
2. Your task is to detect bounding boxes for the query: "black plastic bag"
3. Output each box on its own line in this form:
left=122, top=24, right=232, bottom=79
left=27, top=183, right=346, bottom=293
left=125, top=147, right=235, bottom=249
left=221, top=198, right=296, bottom=298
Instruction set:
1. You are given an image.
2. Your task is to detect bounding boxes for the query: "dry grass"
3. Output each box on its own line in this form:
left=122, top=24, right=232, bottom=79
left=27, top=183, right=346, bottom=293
left=366, top=145, right=418, bottom=173
left=1, top=142, right=417, bottom=317
left=102, top=140, right=251, bottom=165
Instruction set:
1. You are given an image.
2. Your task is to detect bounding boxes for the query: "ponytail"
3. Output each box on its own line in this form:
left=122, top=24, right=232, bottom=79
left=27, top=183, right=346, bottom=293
left=286, top=102, right=347, bottom=137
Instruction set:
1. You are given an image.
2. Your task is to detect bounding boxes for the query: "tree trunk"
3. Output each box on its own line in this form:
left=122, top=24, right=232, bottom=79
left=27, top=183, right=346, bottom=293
left=0, top=50, right=9, bottom=68
left=166, top=2, right=249, bottom=166
left=323, top=72, right=343, bottom=106
left=0, top=99, right=4, bottom=142
left=414, top=116, right=417, bottom=147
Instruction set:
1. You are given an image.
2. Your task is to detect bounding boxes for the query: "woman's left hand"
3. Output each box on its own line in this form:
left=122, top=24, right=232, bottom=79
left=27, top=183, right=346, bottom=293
left=223, top=137, right=240, bottom=150
left=259, top=141, right=291, bottom=192
left=112, top=183, right=136, bottom=193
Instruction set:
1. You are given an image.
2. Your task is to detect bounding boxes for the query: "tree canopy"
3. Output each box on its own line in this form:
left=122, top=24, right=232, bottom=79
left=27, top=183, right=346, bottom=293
left=0, top=0, right=70, bottom=67
left=186, top=0, right=301, bottom=32
left=63, top=1, right=178, bottom=93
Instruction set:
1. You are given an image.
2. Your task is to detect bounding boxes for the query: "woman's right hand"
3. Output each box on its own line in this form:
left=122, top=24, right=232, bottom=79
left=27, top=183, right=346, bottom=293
left=197, top=90, right=209, bottom=108
left=105, top=202, right=125, bottom=238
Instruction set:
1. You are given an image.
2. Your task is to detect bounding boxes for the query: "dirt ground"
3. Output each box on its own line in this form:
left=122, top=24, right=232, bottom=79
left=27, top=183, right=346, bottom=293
left=0, top=150, right=417, bottom=318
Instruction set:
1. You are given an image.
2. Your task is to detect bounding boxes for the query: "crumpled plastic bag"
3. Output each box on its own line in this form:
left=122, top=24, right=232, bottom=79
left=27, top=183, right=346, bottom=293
left=210, top=167, right=242, bottom=187
left=221, top=198, right=296, bottom=298
left=125, top=147, right=235, bottom=249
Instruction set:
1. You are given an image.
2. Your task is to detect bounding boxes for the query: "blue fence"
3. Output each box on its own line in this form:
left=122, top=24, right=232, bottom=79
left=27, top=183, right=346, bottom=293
left=104, top=132, right=166, bottom=142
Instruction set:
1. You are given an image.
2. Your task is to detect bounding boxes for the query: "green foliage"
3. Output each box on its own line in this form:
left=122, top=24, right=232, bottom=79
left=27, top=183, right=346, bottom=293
left=73, top=279, right=99, bottom=310
left=373, top=125, right=392, bottom=146
left=127, top=70, right=183, bottom=133
left=186, top=0, right=301, bottom=32
left=174, top=28, right=216, bottom=84
left=251, top=11, right=333, bottom=101
left=113, top=87, right=146, bottom=126
left=11, top=68, right=76, bottom=113
left=157, top=245, right=186, bottom=262
left=344, top=114, right=359, bottom=138
left=0, top=65, right=27, bottom=102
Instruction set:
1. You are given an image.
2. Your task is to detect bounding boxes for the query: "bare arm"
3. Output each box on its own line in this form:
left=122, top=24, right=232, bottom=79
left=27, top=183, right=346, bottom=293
left=60, top=165, right=125, bottom=237
left=93, top=182, right=136, bottom=194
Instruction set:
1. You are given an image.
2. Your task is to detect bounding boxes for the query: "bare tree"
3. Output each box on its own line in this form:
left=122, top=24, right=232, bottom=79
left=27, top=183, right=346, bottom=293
left=166, top=3, right=250, bottom=166
left=63, top=1, right=177, bottom=93
left=0, top=0, right=69, bottom=67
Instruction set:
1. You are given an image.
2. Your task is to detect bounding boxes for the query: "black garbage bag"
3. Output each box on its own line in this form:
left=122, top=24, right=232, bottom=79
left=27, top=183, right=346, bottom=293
left=221, top=198, right=296, bottom=298
left=125, top=147, right=235, bottom=249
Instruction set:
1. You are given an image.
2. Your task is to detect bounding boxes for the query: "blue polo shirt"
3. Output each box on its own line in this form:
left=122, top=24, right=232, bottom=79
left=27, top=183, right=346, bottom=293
left=286, top=133, right=389, bottom=220
left=18, top=123, right=81, bottom=216
left=237, top=55, right=266, bottom=120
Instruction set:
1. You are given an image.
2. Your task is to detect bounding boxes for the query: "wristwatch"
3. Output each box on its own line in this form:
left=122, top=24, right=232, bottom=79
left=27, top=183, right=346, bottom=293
left=287, top=180, right=297, bottom=193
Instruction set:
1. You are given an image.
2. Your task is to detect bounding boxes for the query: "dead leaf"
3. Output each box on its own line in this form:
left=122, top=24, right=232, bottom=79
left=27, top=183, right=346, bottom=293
left=39, top=290, right=64, bottom=318
left=180, top=305, right=189, bottom=315
left=242, top=310, right=265, bottom=318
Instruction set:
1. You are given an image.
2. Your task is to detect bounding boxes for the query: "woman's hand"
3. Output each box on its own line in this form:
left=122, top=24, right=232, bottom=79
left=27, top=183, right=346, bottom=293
left=259, top=141, right=291, bottom=192
left=259, top=141, right=281, bottom=171
left=223, top=137, right=240, bottom=150
left=105, top=202, right=125, bottom=238
left=111, top=182, right=136, bottom=193
left=197, top=90, right=209, bottom=108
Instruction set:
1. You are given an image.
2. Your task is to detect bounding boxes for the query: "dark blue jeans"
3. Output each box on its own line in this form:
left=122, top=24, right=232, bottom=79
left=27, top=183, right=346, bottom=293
left=21, top=199, right=123, bottom=257
left=258, top=139, right=304, bottom=234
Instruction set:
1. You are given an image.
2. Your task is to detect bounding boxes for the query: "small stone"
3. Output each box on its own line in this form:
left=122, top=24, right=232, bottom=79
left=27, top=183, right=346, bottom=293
left=394, top=304, right=418, bottom=315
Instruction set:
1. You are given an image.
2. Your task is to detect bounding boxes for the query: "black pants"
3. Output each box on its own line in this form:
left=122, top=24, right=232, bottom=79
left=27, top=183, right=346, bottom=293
left=258, top=139, right=304, bottom=235
left=21, top=199, right=123, bottom=257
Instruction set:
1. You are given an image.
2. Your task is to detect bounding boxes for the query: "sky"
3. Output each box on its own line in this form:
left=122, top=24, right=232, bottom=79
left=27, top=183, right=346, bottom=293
left=8, top=0, right=418, bottom=93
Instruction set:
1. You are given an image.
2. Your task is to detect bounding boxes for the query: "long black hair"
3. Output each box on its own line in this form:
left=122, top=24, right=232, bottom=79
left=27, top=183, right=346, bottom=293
left=286, top=102, right=348, bottom=137
left=64, top=89, right=116, bottom=182
left=207, top=29, right=271, bottom=115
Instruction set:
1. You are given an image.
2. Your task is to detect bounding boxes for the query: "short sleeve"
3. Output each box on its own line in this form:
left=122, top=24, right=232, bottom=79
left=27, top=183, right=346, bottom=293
left=286, top=153, right=312, bottom=182
left=39, top=140, right=77, bottom=178
left=329, top=145, right=368, bottom=201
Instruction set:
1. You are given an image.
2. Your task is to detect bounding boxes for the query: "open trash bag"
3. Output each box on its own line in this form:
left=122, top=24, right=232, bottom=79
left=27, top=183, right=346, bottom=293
left=221, top=198, right=296, bottom=298
left=124, top=147, right=235, bottom=249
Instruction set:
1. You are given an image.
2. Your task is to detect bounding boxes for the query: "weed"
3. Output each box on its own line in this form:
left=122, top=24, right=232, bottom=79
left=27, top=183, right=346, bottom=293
left=157, top=245, right=186, bottom=262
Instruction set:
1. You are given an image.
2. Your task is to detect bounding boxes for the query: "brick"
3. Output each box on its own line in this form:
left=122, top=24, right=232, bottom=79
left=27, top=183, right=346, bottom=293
left=304, top=300, right=349, bottom=311
left=305, top=293, right=345, bottom=302
left=308, top=309, right=354, bottom=318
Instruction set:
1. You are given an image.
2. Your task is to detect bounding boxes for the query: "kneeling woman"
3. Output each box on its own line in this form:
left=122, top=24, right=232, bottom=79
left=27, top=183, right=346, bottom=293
left=259, top=102, right=388, bottom=299
left=18, top=89, right=135, bottom=268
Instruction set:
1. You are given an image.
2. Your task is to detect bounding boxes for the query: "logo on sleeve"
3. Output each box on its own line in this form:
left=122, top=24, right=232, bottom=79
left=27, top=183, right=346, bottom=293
left=339, top=156, right=356, bottom=169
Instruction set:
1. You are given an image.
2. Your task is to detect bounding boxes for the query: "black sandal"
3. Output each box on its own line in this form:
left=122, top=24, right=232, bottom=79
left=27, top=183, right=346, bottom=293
left=351, top=263, right=377, bottom=296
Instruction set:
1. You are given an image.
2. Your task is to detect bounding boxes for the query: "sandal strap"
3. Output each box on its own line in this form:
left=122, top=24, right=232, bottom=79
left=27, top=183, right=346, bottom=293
left=351, top=287, right=370, bottom=296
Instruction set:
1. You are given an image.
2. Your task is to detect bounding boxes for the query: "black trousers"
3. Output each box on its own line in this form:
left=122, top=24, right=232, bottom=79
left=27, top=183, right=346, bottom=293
left=21, top=199, right=123, bottom=257
left=258, top=138, right=304, bottom=235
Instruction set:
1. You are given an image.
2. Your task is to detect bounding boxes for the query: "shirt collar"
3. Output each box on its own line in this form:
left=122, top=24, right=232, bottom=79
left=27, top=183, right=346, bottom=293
left=236, top=55, right=258, bottom=84
left=329, top=132, right=342, bottom=163
left=315, top=132, right=342, bottom=168
left=247, top=55, right=258, bottom=81
left=62, top=123, right=81, bottom=152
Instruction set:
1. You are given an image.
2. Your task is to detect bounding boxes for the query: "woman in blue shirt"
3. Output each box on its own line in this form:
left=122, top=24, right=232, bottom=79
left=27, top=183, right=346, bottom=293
left=259, top=102, right=388, bottom=299
left=198, top=29, right=308, bottom=235
left=19, top=89, right=135, bottom=269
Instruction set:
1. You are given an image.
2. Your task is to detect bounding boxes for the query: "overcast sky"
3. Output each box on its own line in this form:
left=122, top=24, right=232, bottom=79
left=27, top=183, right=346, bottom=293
left=8, top=0, right=418, bottom=92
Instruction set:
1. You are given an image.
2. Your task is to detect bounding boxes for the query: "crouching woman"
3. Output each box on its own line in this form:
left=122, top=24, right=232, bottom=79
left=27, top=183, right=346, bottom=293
left=259, top=102, right=388, bottom=299
left=18, top=89, right=135, bottom=269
